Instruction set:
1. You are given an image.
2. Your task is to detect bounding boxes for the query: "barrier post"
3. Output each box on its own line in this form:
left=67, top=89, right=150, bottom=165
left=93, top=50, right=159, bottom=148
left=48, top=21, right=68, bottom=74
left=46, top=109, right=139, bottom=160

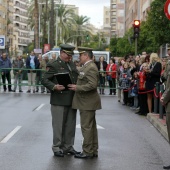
left=154, top=82, right=160, bottom=113
left=159, top=84, right=165, bottom=119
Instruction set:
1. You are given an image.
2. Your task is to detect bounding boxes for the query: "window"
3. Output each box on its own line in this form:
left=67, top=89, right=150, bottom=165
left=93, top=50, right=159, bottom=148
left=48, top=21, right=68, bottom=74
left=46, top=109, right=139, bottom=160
left=112, top=4, right=117, bottom=9
left=118, top=10, right=124, bottom=16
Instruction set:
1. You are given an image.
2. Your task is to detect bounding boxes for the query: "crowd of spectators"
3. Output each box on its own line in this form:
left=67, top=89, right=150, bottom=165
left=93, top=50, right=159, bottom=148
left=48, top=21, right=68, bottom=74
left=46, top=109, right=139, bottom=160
left=0, top=50, right=168, bottom=116
left=0, top=51, right=56, bottom=93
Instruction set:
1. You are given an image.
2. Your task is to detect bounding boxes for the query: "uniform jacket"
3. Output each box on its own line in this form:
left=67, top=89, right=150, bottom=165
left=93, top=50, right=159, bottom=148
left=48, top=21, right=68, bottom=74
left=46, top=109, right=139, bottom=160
left=72, top=61, right=102, bottom=110
left=162, top=60, right=170, bottom=87
left=41, top=57, right=78, bottom=106
left=162, top=60, right=170, bottom=113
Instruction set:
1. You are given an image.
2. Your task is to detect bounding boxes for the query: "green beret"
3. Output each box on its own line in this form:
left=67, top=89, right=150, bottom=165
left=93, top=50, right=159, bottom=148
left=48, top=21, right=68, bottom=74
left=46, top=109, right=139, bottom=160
left=60, top=44, right=75, bottom=55
left=77, top=47, right=93, bottom=54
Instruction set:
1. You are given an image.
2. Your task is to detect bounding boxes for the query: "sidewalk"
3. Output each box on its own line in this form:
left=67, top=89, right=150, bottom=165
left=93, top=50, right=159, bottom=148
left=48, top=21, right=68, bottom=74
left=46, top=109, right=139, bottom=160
left=147, top=113, right=169, bottom=142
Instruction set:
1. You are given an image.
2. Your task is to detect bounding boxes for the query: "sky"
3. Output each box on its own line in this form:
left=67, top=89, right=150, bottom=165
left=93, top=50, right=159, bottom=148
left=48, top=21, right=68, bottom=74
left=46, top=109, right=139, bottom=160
left=64, top=0, right=110, bottom=28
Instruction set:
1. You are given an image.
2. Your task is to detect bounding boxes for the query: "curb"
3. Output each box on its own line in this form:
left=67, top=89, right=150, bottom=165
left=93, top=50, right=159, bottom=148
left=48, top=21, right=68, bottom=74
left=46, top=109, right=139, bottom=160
left=147, top=113, right=169, bottom=142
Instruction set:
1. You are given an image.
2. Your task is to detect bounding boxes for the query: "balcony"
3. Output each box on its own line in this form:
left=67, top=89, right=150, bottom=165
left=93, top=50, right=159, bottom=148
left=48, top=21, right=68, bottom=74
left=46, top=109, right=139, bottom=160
left=14, top=18, right=27, bottom=24
left=15, top=3, right=27, bottom=10
left=15, top=11, right=28, bottom=17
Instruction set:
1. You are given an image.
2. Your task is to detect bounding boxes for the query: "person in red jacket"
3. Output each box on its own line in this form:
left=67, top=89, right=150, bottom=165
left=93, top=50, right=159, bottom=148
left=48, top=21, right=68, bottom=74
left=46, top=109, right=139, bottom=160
left=106, top=58, right=117, bottom=95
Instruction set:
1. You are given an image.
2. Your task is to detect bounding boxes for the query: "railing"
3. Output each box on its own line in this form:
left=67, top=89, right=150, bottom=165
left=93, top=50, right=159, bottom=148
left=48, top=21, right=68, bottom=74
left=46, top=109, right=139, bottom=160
left=0, top=68, right=167, bottom=119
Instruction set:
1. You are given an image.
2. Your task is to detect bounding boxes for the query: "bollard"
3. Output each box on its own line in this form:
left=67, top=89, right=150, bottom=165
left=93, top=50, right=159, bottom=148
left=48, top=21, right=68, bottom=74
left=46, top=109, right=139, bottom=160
left=154, top=82, right=160, bottom=113
left=159, top=85, right=165, bottom=119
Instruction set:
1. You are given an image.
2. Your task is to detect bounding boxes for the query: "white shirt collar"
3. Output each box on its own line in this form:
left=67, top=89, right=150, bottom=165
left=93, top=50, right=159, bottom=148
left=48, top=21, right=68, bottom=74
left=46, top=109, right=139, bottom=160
left=84, top=60, right=92, bottom=66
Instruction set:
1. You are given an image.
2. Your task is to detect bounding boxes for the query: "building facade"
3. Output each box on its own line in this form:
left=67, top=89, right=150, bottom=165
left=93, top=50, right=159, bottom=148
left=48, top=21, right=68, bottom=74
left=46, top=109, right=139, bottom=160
left=0, top=0, right=8, bottom=51
left=103, top=6, right=111, bottom=44
left=13, top=0, right=30, bottom=55
left=125, top=0, right=152, bottom=32
left=110, top=0, right=125, bottom=38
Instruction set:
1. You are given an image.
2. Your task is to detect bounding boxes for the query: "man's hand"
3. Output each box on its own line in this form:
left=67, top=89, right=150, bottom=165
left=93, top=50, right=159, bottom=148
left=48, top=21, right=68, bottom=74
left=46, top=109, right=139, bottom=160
left=160, top=96, right=164, bottom=104
left=68, top=84, right=77, bottom=91
left=53, top=84, right=65, bottom=91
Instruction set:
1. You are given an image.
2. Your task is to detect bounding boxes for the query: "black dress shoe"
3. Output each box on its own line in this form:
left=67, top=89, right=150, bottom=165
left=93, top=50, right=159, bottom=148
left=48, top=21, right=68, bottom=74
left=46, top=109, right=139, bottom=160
left=27, top=90, right=31, bottom=93
left=163, top=165, right=170, bottom=169
left=54, top=151, right=64, bottom=157
left=66, top=150, right=81, bottom=155
left=93, top=154, right=98, bottom=157
left=74, top=152, right=93, bottom=159
left=19, top=90, right=23, bottom=92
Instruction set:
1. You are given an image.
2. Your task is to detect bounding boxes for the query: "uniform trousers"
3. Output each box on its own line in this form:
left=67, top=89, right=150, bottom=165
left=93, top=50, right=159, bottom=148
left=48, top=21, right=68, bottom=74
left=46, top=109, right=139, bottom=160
left=166, top=113, right=170, bottom=143
left=51, top=105, right=77, bottom=152
left=80, top=110, right=98, bottom=156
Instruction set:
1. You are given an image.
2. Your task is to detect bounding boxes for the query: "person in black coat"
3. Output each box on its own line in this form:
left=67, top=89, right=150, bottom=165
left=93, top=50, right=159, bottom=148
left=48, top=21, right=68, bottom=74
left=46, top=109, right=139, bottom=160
left=96, top=56, right=107, bottom=94
left=145, top=53, right=162, bottom=113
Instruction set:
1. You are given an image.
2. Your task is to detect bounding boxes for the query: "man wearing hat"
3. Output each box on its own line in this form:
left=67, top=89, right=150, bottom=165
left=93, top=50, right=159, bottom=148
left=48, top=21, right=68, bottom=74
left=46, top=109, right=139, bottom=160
left=41, top=44, right=80, bottom=157
left=68, top=47, right=102, bottom=159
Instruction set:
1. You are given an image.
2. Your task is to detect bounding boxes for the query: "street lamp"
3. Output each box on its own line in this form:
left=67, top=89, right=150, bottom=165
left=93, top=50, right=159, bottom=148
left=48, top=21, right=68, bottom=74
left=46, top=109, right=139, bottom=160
left=54, top=0, right=61, bottom=47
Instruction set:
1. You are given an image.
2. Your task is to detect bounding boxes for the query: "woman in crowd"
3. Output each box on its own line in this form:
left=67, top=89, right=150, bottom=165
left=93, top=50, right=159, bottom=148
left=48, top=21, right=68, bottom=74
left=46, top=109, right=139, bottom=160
left=137, top=63, right=149, bottom=115
left=119, top=62, right=132, bottom=105
left=97, top=56, right=107, bottom=94
left=145, top=53, right=162, bottom=113
left=106, top=58, right=117, bottom=95
left=117, top=58, right=125, bottom=102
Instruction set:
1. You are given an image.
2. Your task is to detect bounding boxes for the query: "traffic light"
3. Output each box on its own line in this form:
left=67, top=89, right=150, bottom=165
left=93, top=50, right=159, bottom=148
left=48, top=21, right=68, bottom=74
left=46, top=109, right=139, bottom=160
left=86, top=35, right=89, bottom=40
left=133, top=20, right=140, bottom=38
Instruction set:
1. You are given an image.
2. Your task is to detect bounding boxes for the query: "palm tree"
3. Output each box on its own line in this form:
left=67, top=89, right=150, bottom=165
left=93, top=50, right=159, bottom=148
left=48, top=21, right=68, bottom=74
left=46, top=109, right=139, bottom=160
left=34, top=0, right=39, bottom=48
left=50, top=0, right=55, bottom=48
left=71, top=15, right=91, bottom=46
left=56, top=4, right=75, bottom=44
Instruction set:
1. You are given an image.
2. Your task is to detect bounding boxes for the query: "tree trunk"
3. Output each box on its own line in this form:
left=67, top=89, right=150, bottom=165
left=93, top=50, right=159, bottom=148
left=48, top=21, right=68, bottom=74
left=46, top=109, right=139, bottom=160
left=50, top=0, right=54, bottom=49
left=42, top=0, right=48, bottom=50
left=34, top=0, right=39, bottom=49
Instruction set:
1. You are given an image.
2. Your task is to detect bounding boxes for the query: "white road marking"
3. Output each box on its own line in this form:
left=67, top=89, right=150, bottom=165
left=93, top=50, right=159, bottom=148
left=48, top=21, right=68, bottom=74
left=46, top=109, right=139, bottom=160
left=76, top=124, right=105, bottom=129
left=0, top=126, right=22, bottom=143
left=35, top=104, right=45, bottom=111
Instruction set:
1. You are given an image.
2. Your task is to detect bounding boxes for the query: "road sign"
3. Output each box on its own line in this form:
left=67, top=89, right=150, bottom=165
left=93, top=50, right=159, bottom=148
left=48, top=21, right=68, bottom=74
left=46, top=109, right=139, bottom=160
left=0, top=35, right=5, bottom=49
left=164, top=0, right=170, bottom=20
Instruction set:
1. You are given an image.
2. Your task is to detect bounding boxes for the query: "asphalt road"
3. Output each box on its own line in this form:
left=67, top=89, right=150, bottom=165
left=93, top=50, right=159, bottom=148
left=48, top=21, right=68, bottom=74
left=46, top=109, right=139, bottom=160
left=0, top=91, right=170, bottom=170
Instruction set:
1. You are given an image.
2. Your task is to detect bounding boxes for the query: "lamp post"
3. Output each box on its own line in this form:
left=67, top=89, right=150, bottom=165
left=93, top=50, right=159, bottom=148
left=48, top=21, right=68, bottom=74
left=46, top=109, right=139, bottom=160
left=54, top=0, right=61, bottom=47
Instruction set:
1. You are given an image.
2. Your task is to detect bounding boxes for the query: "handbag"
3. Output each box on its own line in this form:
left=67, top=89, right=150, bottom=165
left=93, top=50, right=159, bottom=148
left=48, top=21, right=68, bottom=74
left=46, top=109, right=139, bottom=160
left=107, top=75, right=112, bottom=81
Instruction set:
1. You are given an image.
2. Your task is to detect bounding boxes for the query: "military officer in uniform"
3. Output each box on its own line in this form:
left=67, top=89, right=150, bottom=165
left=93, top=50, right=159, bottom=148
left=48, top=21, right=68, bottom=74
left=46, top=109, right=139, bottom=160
left=41, top=44, right=80, bottom=157
left=68, top=47, right=102, bottom=159
left=160, top=52, right=170, bottom=169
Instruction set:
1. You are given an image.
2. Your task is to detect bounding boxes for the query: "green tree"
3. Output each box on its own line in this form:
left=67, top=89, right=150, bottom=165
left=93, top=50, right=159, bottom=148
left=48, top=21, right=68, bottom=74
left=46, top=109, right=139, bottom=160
left=147, top=0, right=170, bottom=46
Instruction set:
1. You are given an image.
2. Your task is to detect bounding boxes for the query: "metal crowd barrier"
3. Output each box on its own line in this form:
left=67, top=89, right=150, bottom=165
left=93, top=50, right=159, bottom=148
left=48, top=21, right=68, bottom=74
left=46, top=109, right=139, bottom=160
left=153, top=82, right=165, bottom=119
left=0, top=68, right=118, bottom=90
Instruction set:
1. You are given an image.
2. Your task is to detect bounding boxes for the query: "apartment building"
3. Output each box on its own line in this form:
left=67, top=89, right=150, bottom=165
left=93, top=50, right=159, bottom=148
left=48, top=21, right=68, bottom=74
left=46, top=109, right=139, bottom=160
left=110, top=0, right=117, bottom=37
left=0, top=0, right=7, bottom=50
left=110, top=0, right=125, bottom=38
left=103, top=6, right=111, bottom=44
left=116, top=0, right=125, bottom=37
left=13, top=0, right=31, bottom=55
left=125, top=0, right=152, bottom=32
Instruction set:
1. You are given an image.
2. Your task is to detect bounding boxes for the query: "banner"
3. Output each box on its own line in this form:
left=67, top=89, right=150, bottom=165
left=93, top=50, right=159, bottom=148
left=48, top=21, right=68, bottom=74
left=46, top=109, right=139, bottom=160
left=0, top=35, right=5, bottom=49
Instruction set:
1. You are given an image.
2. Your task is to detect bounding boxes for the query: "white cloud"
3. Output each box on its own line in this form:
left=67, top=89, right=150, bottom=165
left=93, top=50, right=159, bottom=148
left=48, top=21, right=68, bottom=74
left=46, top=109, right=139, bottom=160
left=64, top=0, right=110, bottom=27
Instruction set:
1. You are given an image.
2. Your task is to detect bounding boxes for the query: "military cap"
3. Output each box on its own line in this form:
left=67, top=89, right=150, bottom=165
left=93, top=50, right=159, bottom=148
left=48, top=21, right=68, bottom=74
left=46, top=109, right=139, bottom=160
left=60, top=44, right=75, bottom=55
left=77, top=47, right=93, bottom=54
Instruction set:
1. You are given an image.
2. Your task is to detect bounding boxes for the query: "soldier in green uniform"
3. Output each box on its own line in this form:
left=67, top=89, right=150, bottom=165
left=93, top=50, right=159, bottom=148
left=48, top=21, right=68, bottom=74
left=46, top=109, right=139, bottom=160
left=68, top=47, right=102, bottom=159
left=41, top=44, right=80, bottom=157
left=160, top=48, right=170, bottom=169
